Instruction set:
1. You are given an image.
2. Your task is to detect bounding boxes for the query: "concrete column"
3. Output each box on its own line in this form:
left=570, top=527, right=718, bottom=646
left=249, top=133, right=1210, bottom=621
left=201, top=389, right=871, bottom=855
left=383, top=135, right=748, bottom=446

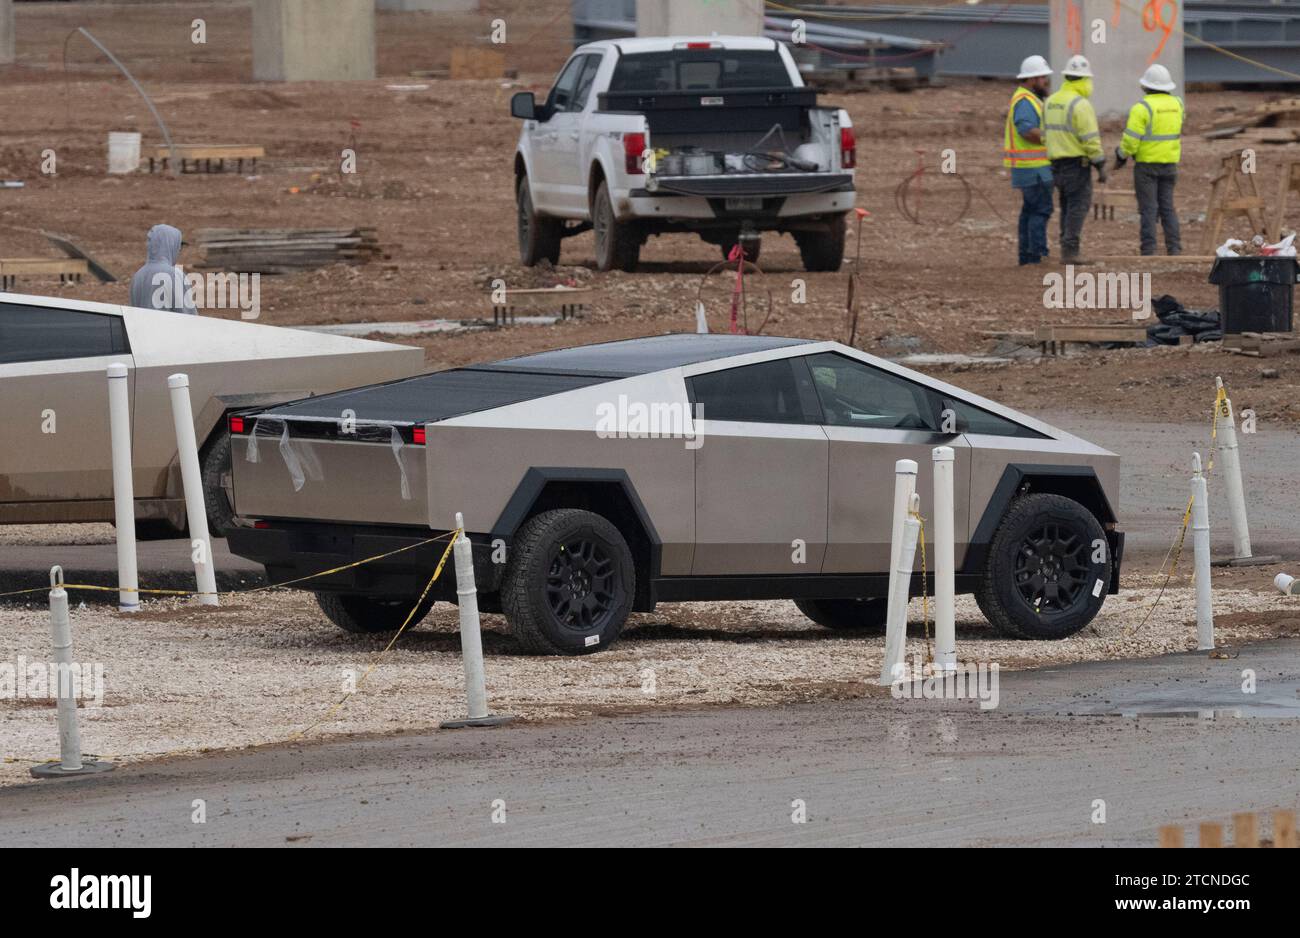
left=1, top=0, right=15, bottom=67
left=1049, top=0, right=1184, bottom=120
left=253, top=0, right=375, bottom=82
left=636, top=0, right=763, bottom=37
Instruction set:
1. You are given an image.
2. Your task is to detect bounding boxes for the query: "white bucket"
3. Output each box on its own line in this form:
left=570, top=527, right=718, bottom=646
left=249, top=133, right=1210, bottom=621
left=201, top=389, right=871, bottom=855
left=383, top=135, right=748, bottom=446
left=107, top=132, right=141, bottom=175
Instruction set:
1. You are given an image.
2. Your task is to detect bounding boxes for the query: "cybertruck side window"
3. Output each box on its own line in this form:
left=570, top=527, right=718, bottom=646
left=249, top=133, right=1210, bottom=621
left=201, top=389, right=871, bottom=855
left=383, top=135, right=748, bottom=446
left=804, top=352, right=936, bottom=431
left=0, top=303, right=129, bottom=366
left=687, top=357, right=819, bottom=424
left=938, top=396, right=1048, bottom=439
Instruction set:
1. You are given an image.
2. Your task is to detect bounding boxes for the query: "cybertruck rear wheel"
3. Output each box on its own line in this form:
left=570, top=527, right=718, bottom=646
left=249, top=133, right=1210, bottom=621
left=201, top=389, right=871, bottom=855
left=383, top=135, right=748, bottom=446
left=795, top=597, right=887, bottom=631
left=316, top=592, right=435, bottom=635
left=502, top=509, right=635, bottom=655
left=975, top=494, right=1110, bottom=640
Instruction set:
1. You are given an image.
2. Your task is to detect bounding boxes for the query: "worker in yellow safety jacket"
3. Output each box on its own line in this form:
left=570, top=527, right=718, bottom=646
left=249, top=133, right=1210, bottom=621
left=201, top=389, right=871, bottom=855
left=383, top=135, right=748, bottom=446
left=1113, top=64, right=1184, bottom=256
left=1044, top=55, right=1108, bottom=264
left=1004, top=54, right=1054, bottom=266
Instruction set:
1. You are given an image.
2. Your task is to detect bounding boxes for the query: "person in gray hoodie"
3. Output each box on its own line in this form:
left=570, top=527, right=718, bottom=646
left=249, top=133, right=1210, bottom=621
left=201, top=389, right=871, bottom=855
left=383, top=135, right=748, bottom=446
left=129, top=224, right=198, bottom=315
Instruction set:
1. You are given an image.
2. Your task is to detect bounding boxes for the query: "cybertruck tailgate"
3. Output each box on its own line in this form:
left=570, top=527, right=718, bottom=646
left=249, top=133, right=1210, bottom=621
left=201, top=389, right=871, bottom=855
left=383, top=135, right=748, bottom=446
left=228, top=368, right=609, bottom=526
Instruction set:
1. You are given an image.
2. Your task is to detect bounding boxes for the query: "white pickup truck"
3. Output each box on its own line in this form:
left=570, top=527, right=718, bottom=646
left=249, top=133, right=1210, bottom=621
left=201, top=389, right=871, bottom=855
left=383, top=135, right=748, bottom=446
left=510, top=36, right=857, bottom=272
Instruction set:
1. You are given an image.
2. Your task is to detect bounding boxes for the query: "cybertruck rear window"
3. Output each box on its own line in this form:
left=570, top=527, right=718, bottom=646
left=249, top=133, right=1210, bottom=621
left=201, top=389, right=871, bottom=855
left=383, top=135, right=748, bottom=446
left=608, top=50, right=793, bottom=93
left=0, top=303, right=129, bottom=365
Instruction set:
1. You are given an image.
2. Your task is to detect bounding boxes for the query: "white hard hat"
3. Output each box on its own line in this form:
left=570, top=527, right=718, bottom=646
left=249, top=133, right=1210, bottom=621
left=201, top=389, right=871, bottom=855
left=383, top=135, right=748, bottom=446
left=1017, top=54, right=1053, bottom=80
left=1062, top=54, right=1093, bottom=78
left=1140, top=63, right=1176, bottom=91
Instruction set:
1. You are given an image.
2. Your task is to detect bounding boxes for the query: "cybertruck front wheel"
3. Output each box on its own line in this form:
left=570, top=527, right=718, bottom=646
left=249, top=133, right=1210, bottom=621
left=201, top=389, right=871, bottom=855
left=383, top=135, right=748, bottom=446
left=975, top=494, right=1110, bottom=640
left=502, top=509, right=635, bottom=655
left=316, top=592, right=435, bottom=635
left=795, top=597, right=887, bottom=631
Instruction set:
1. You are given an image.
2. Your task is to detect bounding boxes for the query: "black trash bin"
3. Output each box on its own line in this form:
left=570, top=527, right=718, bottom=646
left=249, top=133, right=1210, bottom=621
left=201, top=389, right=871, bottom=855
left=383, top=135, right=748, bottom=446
left=1207, top=255, right=1297, bottom=334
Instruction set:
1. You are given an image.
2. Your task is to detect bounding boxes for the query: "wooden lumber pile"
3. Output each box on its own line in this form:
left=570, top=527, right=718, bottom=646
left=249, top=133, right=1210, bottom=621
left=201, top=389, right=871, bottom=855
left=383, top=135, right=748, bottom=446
left=195, top=228, right=381, bottom=274
left=1205, top=97, right=1300, bottom=143
left=1221, top=331, right=1300, bottom=358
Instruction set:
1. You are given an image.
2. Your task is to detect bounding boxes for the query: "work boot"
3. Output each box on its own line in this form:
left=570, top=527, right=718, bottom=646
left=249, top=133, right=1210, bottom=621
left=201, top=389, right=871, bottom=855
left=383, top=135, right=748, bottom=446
left=1060, top=252, right=1096, bottom=266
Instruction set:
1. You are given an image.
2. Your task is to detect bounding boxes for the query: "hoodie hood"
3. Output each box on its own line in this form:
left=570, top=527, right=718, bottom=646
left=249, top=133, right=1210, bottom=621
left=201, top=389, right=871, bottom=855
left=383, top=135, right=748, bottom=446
left=146, top=224, right=183, bottom=264
left=1065, top=76, right=1094, bottom=99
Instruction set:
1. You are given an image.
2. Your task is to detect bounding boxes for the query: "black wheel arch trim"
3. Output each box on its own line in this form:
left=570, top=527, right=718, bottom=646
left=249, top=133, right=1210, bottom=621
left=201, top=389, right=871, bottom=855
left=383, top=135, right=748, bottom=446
left=963, top=464, right=1121, bottom=593
left=491, top=467, right=663, bottom=608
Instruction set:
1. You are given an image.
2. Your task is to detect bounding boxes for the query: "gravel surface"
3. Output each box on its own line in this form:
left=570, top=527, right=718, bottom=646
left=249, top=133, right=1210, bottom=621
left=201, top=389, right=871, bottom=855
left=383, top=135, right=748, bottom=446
left=4, top=577, right=1297, bottom=786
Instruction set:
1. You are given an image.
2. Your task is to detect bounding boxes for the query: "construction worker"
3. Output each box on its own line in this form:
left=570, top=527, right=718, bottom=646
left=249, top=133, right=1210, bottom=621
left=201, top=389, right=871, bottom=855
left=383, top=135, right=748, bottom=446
left=1044, top=54, right=1108, bottom=264
left=1114, top=64, right=1184, bottom=256
left=1005, top=55, right=1054, bottom=266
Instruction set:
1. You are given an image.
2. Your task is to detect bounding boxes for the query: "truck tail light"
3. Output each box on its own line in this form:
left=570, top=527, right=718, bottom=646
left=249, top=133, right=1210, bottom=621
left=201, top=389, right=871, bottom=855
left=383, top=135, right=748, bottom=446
left=624, top=131, right=646, bottom=174
left=675, top=41, right=721, bottom=50
left=412, top=426, right=426, bottom=445
left=229, top=415, right=245, bottom=434
left=840, top=127, right=857, bottom=169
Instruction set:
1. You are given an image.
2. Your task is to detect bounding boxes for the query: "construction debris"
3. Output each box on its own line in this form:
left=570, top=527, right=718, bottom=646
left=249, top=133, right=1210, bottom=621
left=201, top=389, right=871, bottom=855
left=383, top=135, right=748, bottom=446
left=1204, top=97, right=1300, bottom=140
left=195, top=228, right=382, bottom=274
left=41, top=231, right=117, bottom=283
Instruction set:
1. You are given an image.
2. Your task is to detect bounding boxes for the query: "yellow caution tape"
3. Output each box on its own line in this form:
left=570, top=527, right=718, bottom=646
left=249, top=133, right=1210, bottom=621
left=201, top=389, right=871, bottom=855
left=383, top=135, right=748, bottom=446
left=1128, top=381, right=1229, bottom=636
left=0, top=530, right=458, bottom=601
left=6, top=531, right=463, bottom=767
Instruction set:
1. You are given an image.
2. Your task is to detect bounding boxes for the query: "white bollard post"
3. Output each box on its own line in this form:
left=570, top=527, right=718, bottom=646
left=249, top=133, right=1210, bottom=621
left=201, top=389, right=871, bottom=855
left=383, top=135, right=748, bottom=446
left=29, top=567, right=114, bottom=779
left=440, top=513, right=513, bottom=729
left=932, top=446, right=957, bottom=671
left=881, top=492, right=921, bottom=686
left=1191, top=452, right=1215, bottom=651
left=695, top=300, right=709, bottom=334
left=106, top=363, right=139, bottom=612
left=167, top=374, right=218, bottom=606
left=889, top=459, right=919, bottom=575
left=1215, top=377, right=1253, bottom=561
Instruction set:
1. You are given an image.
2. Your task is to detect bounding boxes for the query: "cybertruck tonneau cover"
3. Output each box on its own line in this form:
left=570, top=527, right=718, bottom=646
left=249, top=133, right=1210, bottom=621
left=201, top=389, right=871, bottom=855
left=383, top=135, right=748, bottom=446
left=255, top=368, right=610, bottom=426
left=254, top=334, right=817, bottom=424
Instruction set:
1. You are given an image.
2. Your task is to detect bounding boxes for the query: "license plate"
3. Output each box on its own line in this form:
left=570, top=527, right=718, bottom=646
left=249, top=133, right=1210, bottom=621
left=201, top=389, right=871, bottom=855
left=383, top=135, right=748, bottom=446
left=725, top=197, right=762, bottom=212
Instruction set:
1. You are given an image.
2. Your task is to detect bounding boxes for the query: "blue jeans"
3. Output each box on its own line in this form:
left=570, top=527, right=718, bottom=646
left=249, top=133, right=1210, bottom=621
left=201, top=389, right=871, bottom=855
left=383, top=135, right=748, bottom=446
left=1017, top=180, right=1054, bottom=264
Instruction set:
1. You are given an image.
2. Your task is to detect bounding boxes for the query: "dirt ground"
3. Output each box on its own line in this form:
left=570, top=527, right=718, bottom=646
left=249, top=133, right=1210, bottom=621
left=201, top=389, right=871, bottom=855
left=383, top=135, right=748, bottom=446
left=2, top=1, right=1297, bottom=429
left=4, top=3, right=1300, bottom=779
left=4, top=577, right=1299, bottom=787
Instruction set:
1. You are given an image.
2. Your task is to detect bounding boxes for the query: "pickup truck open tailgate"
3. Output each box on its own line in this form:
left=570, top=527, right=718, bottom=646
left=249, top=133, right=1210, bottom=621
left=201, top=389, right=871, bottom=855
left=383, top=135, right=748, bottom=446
left=643, top=171, right=853, bottom=198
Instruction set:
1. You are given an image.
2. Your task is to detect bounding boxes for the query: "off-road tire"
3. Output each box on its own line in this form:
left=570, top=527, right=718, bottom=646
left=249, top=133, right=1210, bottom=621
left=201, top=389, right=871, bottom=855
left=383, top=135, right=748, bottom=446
left=974, top=493, right=1110, bottom=640
left=517, top=175, right=562, bottom=266
left=795, top=213, right=847, bottom=272
left=592, top=180, right=641, bottom=272
left=201, top=429, right=235, bottom=538
left=795, top=597, right=888, bottom=631
left=501, top=508, right=635, bottom=655
left=316, top=592, right=436, bottom=635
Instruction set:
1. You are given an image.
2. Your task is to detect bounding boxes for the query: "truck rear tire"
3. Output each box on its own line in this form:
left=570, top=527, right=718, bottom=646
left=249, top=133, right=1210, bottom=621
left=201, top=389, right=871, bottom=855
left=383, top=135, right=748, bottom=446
left=795, top=213, right=847, bottom=272
left=794, top=597, right=887, bottom=631
left=501, top=508, right=635, bottom=655
left=592, top=180, right=641, bottom=272
left=201, top=429, right=235, bottom=538
left=974, top=493, right=1110, bottom=640
left=316, top=592, right=436, bottom=635
left=517, top=176, right=562, bottom=266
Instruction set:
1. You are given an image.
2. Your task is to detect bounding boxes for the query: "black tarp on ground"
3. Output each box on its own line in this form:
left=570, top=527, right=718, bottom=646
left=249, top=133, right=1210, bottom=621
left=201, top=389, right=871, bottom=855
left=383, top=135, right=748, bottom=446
left=1146, top=294, right=1222, bottom=345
